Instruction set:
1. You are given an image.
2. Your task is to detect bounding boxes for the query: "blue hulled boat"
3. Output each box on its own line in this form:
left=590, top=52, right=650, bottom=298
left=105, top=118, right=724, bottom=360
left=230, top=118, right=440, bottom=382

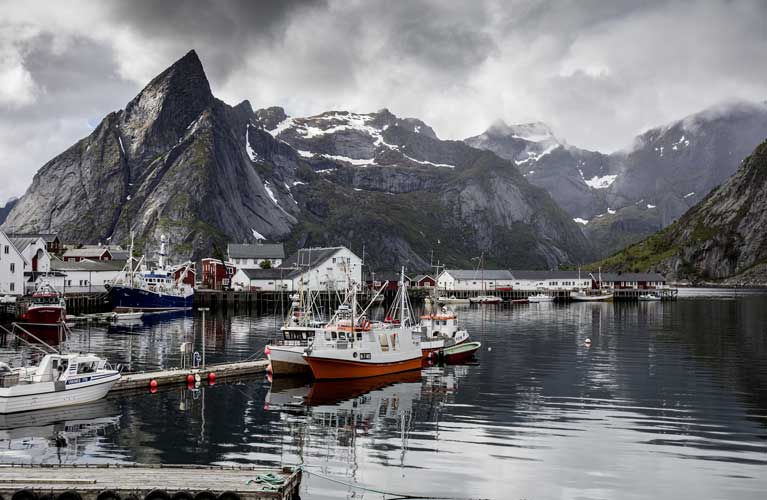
left=107, top=235, right=195, bottom=312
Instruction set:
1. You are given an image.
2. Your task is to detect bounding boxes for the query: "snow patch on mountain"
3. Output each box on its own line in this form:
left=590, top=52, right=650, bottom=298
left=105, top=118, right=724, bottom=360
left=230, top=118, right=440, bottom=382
left=573, top=218, right=589, bottom=225
left=581, top=171, right=618, bottom=189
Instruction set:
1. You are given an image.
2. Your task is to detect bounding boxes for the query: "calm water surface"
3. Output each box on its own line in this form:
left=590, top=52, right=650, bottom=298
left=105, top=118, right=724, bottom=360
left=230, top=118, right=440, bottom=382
left=1, top=289, right=766, bottom=499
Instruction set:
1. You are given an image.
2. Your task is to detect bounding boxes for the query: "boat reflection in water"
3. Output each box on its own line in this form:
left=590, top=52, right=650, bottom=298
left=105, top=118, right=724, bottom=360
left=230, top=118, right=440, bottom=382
left=0, top=398, right=121, bottom=464
left=264, top=365, right=471, bottom=497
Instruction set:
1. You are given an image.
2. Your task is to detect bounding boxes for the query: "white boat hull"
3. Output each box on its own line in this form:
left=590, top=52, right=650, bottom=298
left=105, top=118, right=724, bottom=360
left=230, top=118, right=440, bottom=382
left=0, top=374, right=120, bottom=414
left=268, top=345, right=311, bottom=375
left=571, top=294, right=614, bottom=302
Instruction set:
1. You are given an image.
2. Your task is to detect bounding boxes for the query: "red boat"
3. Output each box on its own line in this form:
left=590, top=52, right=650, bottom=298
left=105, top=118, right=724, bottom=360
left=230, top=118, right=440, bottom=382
left=441, top=341, right=482, bottom=363
left=21, top=283, right=66, bottom=325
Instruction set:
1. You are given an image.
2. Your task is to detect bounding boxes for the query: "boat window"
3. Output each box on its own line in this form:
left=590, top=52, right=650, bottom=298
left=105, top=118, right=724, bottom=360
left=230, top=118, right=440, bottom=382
left=331, top=331, right=337, bottom=340
left=52, top=359, right=59, bottom=370
left=339, top=331, right=346, bottom=341
left=325, top=332, right=331, bottom=341
left=77, top=362, right=96, bottom=374
left=356, top=332, right=362, bottom=341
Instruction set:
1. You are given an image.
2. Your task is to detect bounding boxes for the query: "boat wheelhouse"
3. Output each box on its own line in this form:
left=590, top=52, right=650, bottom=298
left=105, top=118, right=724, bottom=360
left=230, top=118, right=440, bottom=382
left=22, top=281, right=66, bottom=325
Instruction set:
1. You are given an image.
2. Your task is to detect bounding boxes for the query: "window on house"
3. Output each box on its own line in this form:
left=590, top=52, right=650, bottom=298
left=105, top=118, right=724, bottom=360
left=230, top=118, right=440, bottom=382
left=9, top=283, right=14, bottom=292
left=3, top=245, right=8, bottom=254
left=332, top=258, right=336, bottom=263
left=10, top=263, right=15, bottom=273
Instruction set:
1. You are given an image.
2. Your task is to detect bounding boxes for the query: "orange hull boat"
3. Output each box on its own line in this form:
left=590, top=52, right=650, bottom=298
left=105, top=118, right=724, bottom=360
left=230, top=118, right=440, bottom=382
left=305, top=356, right=422, bottom=380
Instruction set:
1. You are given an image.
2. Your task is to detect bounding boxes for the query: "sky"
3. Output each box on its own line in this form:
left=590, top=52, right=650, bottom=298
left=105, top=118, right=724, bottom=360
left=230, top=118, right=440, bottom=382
left=0, top=0, right=765, bottom=202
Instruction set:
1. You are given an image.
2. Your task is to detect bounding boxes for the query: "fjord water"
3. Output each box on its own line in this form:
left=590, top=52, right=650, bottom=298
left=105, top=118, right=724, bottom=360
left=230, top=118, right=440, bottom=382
left=1, top=290, right=766, bottom=499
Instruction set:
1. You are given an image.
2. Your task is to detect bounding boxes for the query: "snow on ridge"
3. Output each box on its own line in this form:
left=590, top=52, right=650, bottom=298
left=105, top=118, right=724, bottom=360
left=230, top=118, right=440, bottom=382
left=514, top=143, right=558, bottom=165
left=245, top=125, right=259, bottom=162
left=292, top=181, right=306, bottom=186
left=252, top=228, right=266, bottom=240
left=118, top=136, right=125, bottom=155
left=263, top=181, right=279, bottom=206
left=322, top=154, right=375, bottom=166
left=573, top=218, right=589, bottom=225
left=267, top=117, right=295, bottom=137
left=647, top=204, right=656, bottom=209
left=607, top=208, right=616, bottom=214
left=683, top=192, right=695, bottom=199
left=583, top=173, right=618, bottom=189
left=402, top=153, right=455, bottom=168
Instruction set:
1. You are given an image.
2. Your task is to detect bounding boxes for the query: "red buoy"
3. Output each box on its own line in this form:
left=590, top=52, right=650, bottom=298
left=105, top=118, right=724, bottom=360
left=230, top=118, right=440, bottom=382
left=208, top=372, right=216, bottom=383
left=149, top=379, right=158, bottom=389
left=264, top=346, right=271, bottom=356
left=186, top=374, right=195, bottom=384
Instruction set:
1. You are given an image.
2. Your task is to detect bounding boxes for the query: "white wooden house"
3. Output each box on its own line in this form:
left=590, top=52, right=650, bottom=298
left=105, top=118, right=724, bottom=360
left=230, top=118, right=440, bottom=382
left=227, top=243, right=285, bottom=269
left=231, top=268, right=294, bottom=292
left=510, top=271, right=592, bottom=291
left=0, top=230, right=27, bottom=296
left=8, top=235, right=50, bottom=273
left=280, top=247, right=363, bottom=291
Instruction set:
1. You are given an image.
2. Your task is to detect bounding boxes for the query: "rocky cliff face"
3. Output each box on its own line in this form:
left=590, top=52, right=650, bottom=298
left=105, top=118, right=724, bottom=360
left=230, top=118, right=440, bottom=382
left=2, top=51, right=296, bottom=260
left=2, top=50, right=594, bottom=270
left=597, top=139, right=767, bottom=281
left=466, top=101, right=767, bottom=257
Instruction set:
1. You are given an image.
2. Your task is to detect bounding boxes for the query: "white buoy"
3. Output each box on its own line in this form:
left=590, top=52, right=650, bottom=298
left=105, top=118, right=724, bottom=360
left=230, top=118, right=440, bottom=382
left=584, top=338, right=592, bottom=346
left=487, top=346, right=492, bottom=351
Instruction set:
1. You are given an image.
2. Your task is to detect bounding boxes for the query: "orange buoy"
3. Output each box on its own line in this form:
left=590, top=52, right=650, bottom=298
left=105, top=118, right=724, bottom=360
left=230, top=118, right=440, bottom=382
left=187, top=374, right=195, bottom=384
left=149, top=379, right=158, bottom=389
left=208, top=372, right=216, bottom=383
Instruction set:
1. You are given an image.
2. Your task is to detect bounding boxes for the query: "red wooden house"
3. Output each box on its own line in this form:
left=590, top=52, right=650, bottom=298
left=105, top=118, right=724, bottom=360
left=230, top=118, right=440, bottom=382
left=201, top=258, right=236, bottom=290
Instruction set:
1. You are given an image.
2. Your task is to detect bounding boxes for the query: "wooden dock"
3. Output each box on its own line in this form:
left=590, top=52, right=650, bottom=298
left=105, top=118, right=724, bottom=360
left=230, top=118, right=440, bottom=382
left=114, top=360, right=270, bottom=391
left=0, top=464, right=301, bottom=500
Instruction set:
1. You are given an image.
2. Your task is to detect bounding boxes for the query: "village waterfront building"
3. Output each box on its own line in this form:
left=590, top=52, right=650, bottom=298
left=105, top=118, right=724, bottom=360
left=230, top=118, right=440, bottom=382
left=50, top=258, right=126, bottom=293
left=0, top=230, right=27, bottom=296
left=8, top=235, right=50, bottom=273
left=201, top=258, right=236, bottom=290
left=437, top=270, right=515, bottom=291
left=231, top=268, right=294, bottom=292
left=509, top=270, right=592, bottom=291
left=280, top=247, right=362, bottom=291
left=62, top=247, right=113, bottom=262
left=227, top=243, right=285, bottom=269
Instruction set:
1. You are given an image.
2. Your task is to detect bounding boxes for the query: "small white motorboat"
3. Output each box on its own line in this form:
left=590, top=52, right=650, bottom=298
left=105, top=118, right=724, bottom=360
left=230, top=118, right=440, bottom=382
left=437, top=295, right=470, bottom=304
left=0, top=353, right=121, bottom=414
left=468, top=295, right=503, bottom=304
left=638, top=293, right=662, bottom=301
left=528, top=293, right=554, bottom=303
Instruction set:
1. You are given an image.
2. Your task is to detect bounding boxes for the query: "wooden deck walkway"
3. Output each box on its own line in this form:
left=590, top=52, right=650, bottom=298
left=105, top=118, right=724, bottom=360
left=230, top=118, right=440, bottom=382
left=0, top=464, right=301, bottom=500
left=114, top=359, right=270, bottom=391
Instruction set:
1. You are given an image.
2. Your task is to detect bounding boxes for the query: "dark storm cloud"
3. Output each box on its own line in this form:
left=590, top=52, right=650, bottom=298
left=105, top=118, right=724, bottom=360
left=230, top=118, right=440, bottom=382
left=0, top=0, right=765, bottom=202
left=104, top=0, right=327, bottom=81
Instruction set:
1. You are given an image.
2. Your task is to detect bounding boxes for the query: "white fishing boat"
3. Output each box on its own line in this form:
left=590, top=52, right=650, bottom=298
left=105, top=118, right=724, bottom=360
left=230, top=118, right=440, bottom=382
left=0, top=353, right=121, bottom=414
left=416, top=306, right=469, bottom=359
left=528, top=293, right=554, bottom=303
left=266, top=289, right=327, bottom=376
left=638, top=293, right=662, bottom=301
left=571, top=291, right=614, bottom=302
left=304, top=268, right=422, bottom=380
left=468, top=295, right=503, bottom=304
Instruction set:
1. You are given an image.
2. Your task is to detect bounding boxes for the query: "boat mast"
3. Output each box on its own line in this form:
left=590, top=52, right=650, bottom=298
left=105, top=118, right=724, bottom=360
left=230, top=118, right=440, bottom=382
left=400, top=266, right=406, bottom=327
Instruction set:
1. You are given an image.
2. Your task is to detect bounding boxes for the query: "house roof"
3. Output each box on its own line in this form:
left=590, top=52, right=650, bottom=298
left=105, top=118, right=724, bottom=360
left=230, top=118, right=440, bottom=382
left=0, top=230, right=28, bottom=264
left=62, top=247, right=112, bottom=258
left=51, top=257, right=126, bottom=272
left=442, top=269, right=514, bottom=280
left=228, top=243, right=285, bottom=259
left=8, top=236, right=41, bottom=253
left=413, top=274, right=435, bottom=282
left=237, top=268, right=294, bottom=280
left=510, top=270, right=588, bottom=280
left=6, top=233, right=59, bottom=244
left=280, top=247, right=346, bottom=270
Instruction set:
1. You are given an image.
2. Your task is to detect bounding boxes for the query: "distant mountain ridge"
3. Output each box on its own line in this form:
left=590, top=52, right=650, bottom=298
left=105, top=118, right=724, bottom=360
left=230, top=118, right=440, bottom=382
left=0, top=198, right=18, bottom=226
left=1, top=50, right=594, bottom=270
left=596, top=139, right=767, bottom=283
left=465, top=100, right=767, bottom=257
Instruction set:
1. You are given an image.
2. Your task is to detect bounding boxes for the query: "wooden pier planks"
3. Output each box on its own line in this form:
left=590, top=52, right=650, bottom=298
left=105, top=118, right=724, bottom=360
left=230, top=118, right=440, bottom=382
left=0, top=464, right=301, bottom=500
left=114, top=360, right=270, bottom=391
